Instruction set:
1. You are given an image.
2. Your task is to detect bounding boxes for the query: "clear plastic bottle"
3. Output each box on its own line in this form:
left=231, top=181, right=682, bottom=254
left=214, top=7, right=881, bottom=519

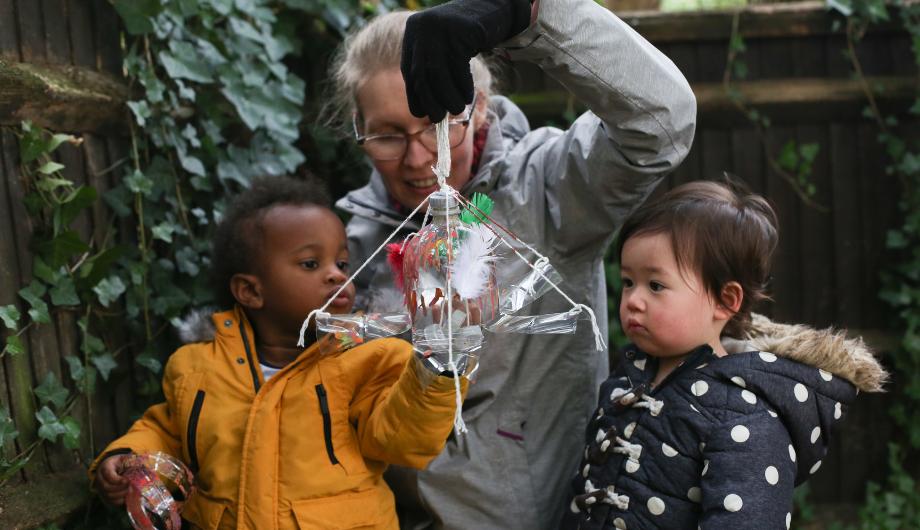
left=402, top=191, right=499, bottom=377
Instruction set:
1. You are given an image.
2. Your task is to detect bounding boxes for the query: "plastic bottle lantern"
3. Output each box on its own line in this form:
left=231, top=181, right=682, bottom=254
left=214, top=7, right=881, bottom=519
left=402, top=191, right=500, bottom=377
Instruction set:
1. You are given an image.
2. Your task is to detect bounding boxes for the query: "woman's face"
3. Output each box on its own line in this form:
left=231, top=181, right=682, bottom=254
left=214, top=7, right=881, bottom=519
left=355, top=68, right=484, bottom=211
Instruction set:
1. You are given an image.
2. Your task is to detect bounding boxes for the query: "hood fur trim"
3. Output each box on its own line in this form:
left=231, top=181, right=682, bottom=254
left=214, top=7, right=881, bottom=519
left=742, top=313, right=889, bottom=393
left=174, top=308, right=217, bottom=343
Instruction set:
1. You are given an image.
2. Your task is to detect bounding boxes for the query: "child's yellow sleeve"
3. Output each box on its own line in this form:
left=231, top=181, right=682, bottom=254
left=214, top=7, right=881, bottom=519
left=87, top=355, right=185, bottom=484
left=347, top=338, right=467, bottom=469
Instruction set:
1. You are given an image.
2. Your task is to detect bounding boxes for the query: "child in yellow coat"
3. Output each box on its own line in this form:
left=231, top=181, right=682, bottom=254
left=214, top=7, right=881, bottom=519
left=91, top=175, right=465, bottom=530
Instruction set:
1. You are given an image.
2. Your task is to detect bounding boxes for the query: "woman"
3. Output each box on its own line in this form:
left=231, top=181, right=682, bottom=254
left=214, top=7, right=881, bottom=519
left=330, top=0, right=696, bottom=527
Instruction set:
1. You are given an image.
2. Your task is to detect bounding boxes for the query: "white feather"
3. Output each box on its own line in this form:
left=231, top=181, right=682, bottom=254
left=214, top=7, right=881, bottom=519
left=450, top=224, right=497, bottom=300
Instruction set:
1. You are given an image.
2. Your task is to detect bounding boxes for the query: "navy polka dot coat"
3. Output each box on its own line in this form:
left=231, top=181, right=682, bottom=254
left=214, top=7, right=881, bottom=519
left=561, top=315, right=888, bottom=530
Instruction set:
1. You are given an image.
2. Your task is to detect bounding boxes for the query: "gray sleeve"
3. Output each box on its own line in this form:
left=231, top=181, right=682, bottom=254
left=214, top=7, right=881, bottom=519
left=499, top=0, right=696, bottom=254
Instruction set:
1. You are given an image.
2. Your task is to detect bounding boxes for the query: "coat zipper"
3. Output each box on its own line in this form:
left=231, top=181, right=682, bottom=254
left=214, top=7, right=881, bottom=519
left=315, top=384, right=339, bottom=465
left=187, top=390, right=206, bottom=473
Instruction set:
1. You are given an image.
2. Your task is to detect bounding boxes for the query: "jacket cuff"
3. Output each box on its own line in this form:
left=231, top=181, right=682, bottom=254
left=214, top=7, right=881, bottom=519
left=88, top=447, right=134, bottom=488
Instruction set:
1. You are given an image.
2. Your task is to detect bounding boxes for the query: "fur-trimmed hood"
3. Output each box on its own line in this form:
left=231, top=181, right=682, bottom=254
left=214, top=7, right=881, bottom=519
left=733, top=313, right=889, bottom=393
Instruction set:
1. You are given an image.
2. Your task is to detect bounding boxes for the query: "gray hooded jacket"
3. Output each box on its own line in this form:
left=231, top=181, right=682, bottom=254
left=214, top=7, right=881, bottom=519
left=335, top=0, right=697, bottom=527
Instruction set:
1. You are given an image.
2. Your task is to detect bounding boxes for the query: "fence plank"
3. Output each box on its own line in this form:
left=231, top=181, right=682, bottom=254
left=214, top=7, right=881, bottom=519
left=0, top=1, right=21, bottom=60
left=67, top=0, right=96, bottom=69
left=828, top=123, right=862, bottom=327
left=92, top=0, right=122, bottom=75
left=40, top=0, right=71, bottom=64
left=0, top=129, right=44, bottom=479
left=14, top=0, right=45, bottom=63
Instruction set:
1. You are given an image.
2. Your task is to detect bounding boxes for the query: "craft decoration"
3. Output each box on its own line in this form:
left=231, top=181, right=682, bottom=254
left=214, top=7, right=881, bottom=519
left=122, top=452, right=195, bottom=530
left=298, top=117, right=606, bottom=434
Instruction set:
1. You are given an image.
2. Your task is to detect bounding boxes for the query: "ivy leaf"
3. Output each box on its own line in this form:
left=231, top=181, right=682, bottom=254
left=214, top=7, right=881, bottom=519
left=50, top=276, right=80, bottom=306
left=34, top=230, right=90, bottom=269
left=798, top=143, right=820, bottom=164
left=0, top=305, right=20, bottom=330
left=124, top=169, right=154, bottom=195
left=91, top=354, right=118, bottom=381
left=136, top=353, right=162, bottom=374
left=5, top=335, right=25, bottom=356
left=35, top=406, right=66, bottom=442
left=151, top=222, right=176, bottom=243
left=56, top=186, right=98, bottom=233
left=18, top=281, right=51, bottom=324
left=64, top=355, right=97, bottom=395
left=887, top=230, right=908, bottom=249
left=0, top=407, right=18, bottom=446
left=60, top=416, right=82, bottom=449
left=37, top=161, right=66, bottom=175
left=777, top=141, right=799, bottom=172
left=34, top=372, right=69, bottom=409
left=78, top=246, right=125, bottom=289
left=112, top=0, right=162, bottom=35
left=127, top=100, right=151, bottom=127
left=35, top=176, right=73, bottom=193
left=93, top=276, right=126, bottom=308
left=158, top=46, right=213, bottom=83
left=176, top=246, right=201, bottom=276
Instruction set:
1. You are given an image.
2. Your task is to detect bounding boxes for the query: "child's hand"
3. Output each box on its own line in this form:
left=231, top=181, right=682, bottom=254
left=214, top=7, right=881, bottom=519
left=95, top=453, right=132, bottom=506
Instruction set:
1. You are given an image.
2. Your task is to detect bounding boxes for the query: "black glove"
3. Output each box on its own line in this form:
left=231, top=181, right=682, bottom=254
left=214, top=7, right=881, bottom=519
left=401, top=0, right=532, bottom=122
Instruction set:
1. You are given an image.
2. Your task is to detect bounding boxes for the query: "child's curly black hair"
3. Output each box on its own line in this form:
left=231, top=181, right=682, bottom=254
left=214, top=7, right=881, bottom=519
left=211, top=174, right=332, bottom=309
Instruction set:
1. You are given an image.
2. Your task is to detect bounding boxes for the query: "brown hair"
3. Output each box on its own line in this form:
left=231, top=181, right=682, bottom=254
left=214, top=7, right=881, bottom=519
left=616, top=179, right=779, bottom=338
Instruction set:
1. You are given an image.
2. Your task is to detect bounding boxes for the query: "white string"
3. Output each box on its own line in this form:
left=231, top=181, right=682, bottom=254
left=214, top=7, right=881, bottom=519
left=297, top=196, right=431, bottom=347
left=434, top=117, right=467, bottom=434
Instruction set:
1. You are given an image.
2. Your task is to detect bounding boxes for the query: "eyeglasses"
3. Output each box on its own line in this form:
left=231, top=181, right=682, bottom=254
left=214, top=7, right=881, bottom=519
left=353, top=95, right=477, bottom=161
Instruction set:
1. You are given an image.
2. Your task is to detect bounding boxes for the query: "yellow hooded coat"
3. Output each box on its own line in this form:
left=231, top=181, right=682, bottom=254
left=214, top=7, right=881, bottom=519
left=91, top=307, right=465, bottom=530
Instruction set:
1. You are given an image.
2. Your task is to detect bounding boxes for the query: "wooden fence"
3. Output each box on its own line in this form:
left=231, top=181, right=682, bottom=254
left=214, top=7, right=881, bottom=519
left=0, top=0, right=132, bottom=527
left=0, top=0, right=913, bottom=527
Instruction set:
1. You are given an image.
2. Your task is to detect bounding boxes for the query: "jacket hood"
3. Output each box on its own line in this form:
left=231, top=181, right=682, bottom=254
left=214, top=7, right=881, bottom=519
left=710, top=314, right=887, bottom=484
left=733, top=313, right=888, bottom=393
left=335, top=95, right=530, bottom=226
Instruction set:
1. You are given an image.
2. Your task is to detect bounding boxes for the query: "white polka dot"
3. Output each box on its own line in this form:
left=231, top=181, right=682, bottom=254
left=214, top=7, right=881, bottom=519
left=662, top=443, right=678, bottom=457
left=811, top=426, right=821, bottom=444
left=690, top=404, right=701, bottom=414
left=626, top=459, right=640, bottom=473
left=741, top=390, right=757, bottom=404
left=723, top=494, right=743, bottom=512
left=786, top=512, right=791, bottom=529
left=696, top=363, right=708, bottom=369
left=819, top=369, right=833, bottom=381
left=765, top=466, right=779, bottom=485
left=834, top=402, right=842, bottom=419
left=687, top=487, right=702, bottom=502
left=731, top=425, right=750, bottom=443
left=595, top=429, right=605, bottom=443
left=768, top=410, right=778, bottom=418
left=611, top=387, right=627, bottom=401
left=624, top=422, right=637, bottom=438
left=691, top=380, right=709, bottom=396
left=647, top=496, right=666, bottom=515
left=613, top=518, right=627, bottom=529
left=702, top=459, right=710, bottom=476
left=789, top=445, right=796, bottom=462
left=699, top=442, right=706, bottom=452
left=582, top=464, right=590, bottom=477
left=810, top=460, right=822, bottom=474
left=634, top=358, right=646, bottom=370
left=569, top=498, right=580, bottom=513
left=759, top=352, right=777, bottom=362
left=731, top=376, right=747, bottom=388
left=794, top=384, right=809, bottom=402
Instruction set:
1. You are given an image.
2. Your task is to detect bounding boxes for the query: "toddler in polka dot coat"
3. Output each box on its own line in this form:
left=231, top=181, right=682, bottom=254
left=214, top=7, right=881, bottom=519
left=561, top=180, right=888, bottom=530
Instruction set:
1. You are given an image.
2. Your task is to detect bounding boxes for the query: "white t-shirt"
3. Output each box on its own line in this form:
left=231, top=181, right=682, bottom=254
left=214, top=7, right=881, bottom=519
left=260, top=363, right=282, bottom=381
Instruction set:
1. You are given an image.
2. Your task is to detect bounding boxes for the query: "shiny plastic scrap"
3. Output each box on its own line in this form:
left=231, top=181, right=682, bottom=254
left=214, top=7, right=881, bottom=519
left=122, top=452, right=195, bottom=530
left=315, top=312, right=412, bottom=355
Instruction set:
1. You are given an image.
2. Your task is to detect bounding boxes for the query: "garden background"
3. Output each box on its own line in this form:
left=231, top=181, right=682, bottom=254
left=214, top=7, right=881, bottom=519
left=0, top=0, right=918, bottom=528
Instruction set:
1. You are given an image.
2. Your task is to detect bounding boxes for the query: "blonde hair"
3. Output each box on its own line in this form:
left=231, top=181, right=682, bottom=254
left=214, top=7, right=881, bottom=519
left=328, top=10, right=496, bottom=129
